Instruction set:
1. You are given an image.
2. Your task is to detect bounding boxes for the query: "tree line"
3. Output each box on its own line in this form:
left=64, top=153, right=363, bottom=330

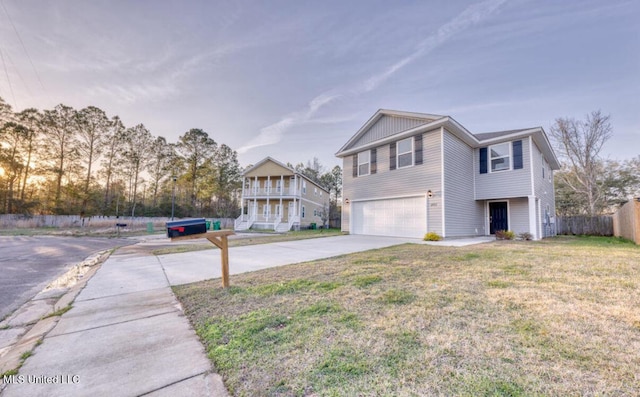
left=550, top=110, right=640, bottom=216
left=0, top=97, right=243, bottom=218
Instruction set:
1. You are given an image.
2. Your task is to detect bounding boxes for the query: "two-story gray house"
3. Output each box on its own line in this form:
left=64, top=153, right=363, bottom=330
left=336, top=109, right=560, bottom=240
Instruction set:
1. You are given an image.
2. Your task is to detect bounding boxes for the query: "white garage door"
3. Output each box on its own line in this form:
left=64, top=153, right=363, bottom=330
left=352, top=196, right=426, bottom=238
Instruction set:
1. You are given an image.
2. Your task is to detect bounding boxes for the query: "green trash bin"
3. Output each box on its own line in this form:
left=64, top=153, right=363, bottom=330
left=213, top=220, right=221, bottom=230
left=310, top=223, right=317, bottom=230
left=205, top=220, right=211, bottom=230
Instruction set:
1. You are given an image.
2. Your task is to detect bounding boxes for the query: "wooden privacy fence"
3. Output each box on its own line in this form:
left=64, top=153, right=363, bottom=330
left=613, top=200, right=640, bottom=244
left=556, top=215, right=614, bottom=236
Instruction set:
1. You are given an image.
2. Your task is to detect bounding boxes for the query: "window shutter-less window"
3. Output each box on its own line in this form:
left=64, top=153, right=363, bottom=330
left=479, top=147, right=488, bottom=174
left=390, top=142, right=396, bottom=170
left=513, top=140, right=523, bottom=169
left=371, top=148, right=377, bottom=174
left=414, top=134, right=423, bottom=165
left=352, top=154, right=358, bottom=178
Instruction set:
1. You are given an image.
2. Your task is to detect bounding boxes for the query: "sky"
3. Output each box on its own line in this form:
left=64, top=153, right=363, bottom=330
left=0, top=0, right=638, bottom=170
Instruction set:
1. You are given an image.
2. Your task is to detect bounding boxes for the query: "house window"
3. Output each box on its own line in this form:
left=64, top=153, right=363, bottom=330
left=263, top=205, right=270, bottom=219
left=275, top=179, right=282, bottom=193
left=313, top=209, right=317, bottom=217
left=358, top=151, right=370, bottom=176
left=275, top=204, right=281, bottom=217
left=397, top=137, right=413, bottom=168
left=314, top=187, right=318, bottom=196
left=302, top=181, right=307, bottom=194
left=302, top=205, right=306, bottom=218
left=490, top=142, right=511, bottom=172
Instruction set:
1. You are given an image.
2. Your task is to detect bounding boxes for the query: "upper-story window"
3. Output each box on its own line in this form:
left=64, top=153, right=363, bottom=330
left=479, top=140, right=523, bottom=174
left=314, top=187, right=318, bottom=196
left=397, top=137, right=413, bottom=168
left=358, top=151, right=370, bottom=176
left=490, top=142, right=511, bottom=172
left=302, top=180, right=307, bottom=194
left=275, top=179, right=282, bottom=193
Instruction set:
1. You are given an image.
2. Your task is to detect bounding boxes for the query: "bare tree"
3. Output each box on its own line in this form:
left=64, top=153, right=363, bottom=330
left=100, top=116, right=125, bottom=214
left=177, top=128, right=217, bottom=214
left=42, top=104, right=80, bottom=212
left=0, top=121, right=27, bottom=213
left=120, top=124, right=153, bottom=217
left=148, top=136, right=174, bottom=208
left=550, top=111, right=612, bottom=215
left=76, top=106, right=110, bottom=214
left=16, top=108, right=42, bottom=203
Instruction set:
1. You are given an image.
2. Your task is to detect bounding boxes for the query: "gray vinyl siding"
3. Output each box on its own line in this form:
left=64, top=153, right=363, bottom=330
left=474, top=138, right=533, bottom=199
left=508, top=198, right=530, bottom=235
left=530, top=138, right=556, bottom=237
left=342, top=129, right=443, bottom=235
left=443, top=129, right=485, bottom=236
left=349, top=115, right=431, bottom=149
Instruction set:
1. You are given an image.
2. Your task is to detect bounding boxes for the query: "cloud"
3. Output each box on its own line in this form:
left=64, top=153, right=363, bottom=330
left=237, top=91, right=341, bottom=154
left=361, top=0, right=507, bottom=93
left=240, top=0, right=508, bottom=154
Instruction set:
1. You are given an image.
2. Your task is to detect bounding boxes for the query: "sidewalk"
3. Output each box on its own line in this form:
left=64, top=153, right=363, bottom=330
left=1, top=250, right=228, bottom=397
left=1, top=234, right=491, bottom=396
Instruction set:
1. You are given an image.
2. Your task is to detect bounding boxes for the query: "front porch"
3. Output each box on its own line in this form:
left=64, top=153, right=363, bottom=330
left=235, top=199, right=301, bottom=232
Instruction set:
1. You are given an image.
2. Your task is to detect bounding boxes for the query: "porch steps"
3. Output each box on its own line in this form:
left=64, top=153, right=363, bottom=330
left=275, top=223, right=291, bottom=233
left=235, top=221, right=250, bottom=231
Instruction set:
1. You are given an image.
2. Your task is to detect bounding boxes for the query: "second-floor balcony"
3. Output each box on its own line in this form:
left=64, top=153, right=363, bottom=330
left=243, top=187, right=299, bottom=197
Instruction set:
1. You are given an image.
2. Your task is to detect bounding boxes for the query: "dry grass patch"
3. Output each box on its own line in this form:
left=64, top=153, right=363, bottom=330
left=152, top=229, right=344, bottom=255
left=174, top=236, right=640, bottom=396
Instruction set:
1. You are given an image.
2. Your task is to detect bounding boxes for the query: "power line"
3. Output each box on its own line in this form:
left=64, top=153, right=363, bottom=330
left=0, top=0, right=50, bottom=102
left=0, top=47, right=18, bottom=108
left=4, top=46, right=33, bottom=99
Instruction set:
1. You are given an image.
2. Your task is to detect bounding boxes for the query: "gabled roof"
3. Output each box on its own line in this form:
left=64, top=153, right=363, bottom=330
left=337, top=109, right=445, bottom=154
left=242, top=156, right=294, bottom=176
left=336, top=109, right=561, bottom=170
left=474, top=128, right=560, bottom=170
left=241, top=156, right=330, bottom=193
left=474, top=129, right=532, bottom=141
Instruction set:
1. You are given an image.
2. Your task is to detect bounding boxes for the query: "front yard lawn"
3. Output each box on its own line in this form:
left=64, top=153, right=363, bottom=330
left=174, top=236, right=640, bottom=396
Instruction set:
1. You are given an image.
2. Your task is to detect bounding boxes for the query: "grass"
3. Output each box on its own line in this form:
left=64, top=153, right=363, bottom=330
left=42, top=305, right=72, bottom=319
left=152, top=228, right=344, bottom=255
left=174, top=236, right=640, bottom=396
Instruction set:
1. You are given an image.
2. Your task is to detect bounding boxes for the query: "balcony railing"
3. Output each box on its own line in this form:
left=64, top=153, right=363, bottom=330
left=243, top=187, right=298, bottom=196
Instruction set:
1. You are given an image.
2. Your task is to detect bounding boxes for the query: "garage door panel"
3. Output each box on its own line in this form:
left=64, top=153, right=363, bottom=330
left=352, top=197, right=426, bottom=238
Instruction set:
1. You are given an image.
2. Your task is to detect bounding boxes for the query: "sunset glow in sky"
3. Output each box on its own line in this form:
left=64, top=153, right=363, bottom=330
left=1, top=0, right=638, bottom=168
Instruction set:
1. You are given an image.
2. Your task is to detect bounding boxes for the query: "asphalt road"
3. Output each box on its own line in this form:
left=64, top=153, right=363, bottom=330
left=0, top=236, right=133, bottom=321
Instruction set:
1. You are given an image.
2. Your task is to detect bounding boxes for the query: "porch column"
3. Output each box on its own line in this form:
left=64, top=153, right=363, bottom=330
left=241, top=178, right=246, bottom=216
left=293, top=174, right=298, bottom=217
left=528, top=195, right=538, bottom=240
left=280, top=175, right=284, bottom=196
left=267, top=176, right=271, bottom=222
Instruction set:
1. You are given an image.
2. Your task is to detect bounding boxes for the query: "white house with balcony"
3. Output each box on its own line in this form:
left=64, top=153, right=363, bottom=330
left=235, top=157, right=330, bottom=232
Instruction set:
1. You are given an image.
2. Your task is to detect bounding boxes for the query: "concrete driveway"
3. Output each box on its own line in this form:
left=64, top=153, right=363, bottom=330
left=1, top=234, right=491, bottom=396
left=157, top=234, right=491, bottom=286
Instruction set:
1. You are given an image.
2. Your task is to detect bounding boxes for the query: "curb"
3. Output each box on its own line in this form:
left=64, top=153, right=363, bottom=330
left=0, top=250, right=112, bottom=381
